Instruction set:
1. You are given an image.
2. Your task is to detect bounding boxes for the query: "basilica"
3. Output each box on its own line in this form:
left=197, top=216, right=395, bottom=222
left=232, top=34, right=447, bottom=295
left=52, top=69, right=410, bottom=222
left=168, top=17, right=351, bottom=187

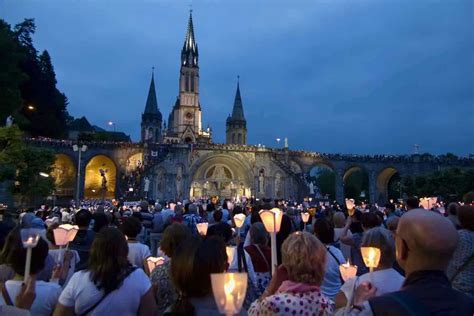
left=24, top=13, right=470, bottom=205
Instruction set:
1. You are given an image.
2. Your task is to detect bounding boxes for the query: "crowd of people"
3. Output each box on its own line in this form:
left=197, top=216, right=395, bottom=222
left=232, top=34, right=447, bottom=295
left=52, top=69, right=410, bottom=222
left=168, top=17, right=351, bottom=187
left=0, top=196, right=472, bottom=315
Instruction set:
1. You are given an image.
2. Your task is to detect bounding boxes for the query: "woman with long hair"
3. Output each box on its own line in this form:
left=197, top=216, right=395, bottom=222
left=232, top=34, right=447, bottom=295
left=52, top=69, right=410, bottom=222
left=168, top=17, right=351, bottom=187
left=54, top=227, right=156, bottom=316
left=166, top=236, right=231, bottom=315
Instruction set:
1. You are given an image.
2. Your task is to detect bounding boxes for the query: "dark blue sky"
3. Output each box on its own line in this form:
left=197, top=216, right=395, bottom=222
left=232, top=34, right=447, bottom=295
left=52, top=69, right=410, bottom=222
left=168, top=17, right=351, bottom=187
left=2, top=0, right=473, bottom=155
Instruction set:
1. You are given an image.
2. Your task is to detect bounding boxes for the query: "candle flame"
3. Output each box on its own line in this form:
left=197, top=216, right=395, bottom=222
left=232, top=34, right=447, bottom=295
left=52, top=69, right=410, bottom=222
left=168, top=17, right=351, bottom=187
left=224, top=277, right=236, bottom=296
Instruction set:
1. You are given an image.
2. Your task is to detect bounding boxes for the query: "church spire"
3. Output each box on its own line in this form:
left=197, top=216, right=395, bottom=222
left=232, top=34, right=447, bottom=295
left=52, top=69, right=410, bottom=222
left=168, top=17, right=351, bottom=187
left=144, top=68, right=159, bottom=115
left=181, top=11, right=199, bottom=67
left=231, top=77, right=245, bottom=121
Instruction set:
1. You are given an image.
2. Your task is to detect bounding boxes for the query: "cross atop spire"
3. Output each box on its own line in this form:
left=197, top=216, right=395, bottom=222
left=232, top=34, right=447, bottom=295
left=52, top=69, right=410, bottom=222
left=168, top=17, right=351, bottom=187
left=181, top=11, right=199, bottom=67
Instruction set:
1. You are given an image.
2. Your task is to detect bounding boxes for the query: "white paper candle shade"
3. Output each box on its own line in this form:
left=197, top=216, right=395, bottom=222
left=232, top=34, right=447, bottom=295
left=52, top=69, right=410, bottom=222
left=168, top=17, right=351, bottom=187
left=259, top=208, right=283, bottom=233
left=233, top=214, right=246, bottom=229
left=360, top=247, right=381, bottom=269
left=226, top=246, right=236, bottom=267
left=53, top=224, right=79, bottom=246
left=211, top=273, right=248, bottom=315
left=196, top=222, right=209, bottom=236
left=339, top=262, right=358, bottom=282
left=345, top=198, right=355, bottom=210
left=146, top=257, right=165, bottom=274
left=301, top=212, right=310, bottom=224
left=20, top=229, right=40, bottom=248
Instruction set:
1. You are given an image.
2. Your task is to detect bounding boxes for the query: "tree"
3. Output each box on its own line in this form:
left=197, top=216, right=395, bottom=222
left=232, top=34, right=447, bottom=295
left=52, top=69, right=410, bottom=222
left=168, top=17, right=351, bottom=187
left=0, top=20, right=26, bottom=125
left=0, top=126, right=55, bottom=206
left=0, top=18, right=71, bottom=138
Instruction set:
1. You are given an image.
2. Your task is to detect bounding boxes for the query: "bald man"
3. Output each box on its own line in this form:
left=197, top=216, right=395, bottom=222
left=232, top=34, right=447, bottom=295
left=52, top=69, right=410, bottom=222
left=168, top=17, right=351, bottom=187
left=350, top=209, right=474, bottom=316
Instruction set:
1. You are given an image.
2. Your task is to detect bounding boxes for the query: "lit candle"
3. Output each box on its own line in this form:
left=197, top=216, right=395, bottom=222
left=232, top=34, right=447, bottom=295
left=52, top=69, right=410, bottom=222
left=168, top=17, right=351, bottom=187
left=339, top=261, right=357, bottom=282
left=196, top=222, right=209, bottom=236
left=20, top=229, right=40, bottom=283
left=211, top=273, right=248, bottom=315
left=301, top=212, right=310, bottom=232
left=360, top=247, right=381, bottom=285
left=259, top=208, right=283, bottom=275
left=146, top=256, right=165, bottom=274
left=226, top=246, right=236, bottom=267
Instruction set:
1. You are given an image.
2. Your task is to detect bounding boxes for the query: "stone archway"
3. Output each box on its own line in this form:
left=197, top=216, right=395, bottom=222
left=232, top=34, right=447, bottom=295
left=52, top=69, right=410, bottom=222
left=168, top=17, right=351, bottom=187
left=307, top=162, right=336, bottom=200
left=84, top=155, right=117, bottom=199
left=377, top=167, right=400, bottom=204
left=190, top=154, right=253, bottom=200
left=343, top=166, right=370, bottom=201
left=51, top=154, right=76, bottom=197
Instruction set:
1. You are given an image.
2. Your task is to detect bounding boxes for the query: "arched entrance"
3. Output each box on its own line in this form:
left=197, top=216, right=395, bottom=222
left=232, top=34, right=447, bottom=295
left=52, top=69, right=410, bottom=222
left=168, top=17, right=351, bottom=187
left=377, top=167, right=400, bottom=204
left=190, top=155, right=253, bottom=200
left=343, top=166, right=369, bottom=201
left=307, top=163, right=335, bottom=200
left=51, top=154, right=76, bottom=197
left=84, top=155, right=116, bottom=199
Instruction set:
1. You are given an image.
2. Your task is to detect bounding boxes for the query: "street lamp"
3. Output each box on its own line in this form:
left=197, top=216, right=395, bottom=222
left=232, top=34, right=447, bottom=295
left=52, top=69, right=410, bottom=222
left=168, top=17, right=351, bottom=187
left=73, top=144, right=87, bottom=203
left=276, top=138, right=281, bottom=147
left=108, top=121, right=116, bottom=132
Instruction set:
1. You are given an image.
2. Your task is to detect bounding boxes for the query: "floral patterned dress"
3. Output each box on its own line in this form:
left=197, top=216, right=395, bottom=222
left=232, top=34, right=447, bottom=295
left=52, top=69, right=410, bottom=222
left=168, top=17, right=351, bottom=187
left=150, top=261, right=177, bottom=316
left=248, top=280, right=334, bottom=316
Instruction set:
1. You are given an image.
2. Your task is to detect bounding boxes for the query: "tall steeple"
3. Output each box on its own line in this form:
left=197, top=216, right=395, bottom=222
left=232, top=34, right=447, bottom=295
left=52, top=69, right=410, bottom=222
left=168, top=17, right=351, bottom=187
left=144, top=69, right=159, bottom=115
left=231, top=80, right=245, bottom=121
left=181, top=11, right=198, bottom=68
left=165, top=11, right=211, bottom=144
left=226, top=77, right=247, bottom=145
left=141, top=68, right=162, bottom=143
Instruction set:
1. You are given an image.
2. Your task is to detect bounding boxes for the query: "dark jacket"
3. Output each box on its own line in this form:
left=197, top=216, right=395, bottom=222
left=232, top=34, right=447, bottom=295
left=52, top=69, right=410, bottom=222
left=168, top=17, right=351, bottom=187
left=370, top=270, right=474, bottom=316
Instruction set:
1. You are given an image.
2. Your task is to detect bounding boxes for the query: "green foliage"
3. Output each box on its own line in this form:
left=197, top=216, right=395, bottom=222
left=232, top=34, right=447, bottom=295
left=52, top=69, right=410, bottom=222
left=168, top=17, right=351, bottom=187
left=344, top=169, right=369, bottom=201
left=0, top=126, right=55, bottom=206
left=402, top=168, right=474, bottom=202
left=0, top=20, right=26, bottom=125
left=0, top=18, right=71, bottom=138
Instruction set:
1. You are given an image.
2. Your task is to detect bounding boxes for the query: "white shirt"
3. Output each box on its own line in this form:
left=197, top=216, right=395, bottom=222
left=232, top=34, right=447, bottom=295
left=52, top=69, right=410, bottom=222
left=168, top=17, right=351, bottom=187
left=0, top=280, right=61, bottom=316
left=49, top=249, right=80, bottom=286
left=322, top=245, right=346, bottom=299
left=340, top=268, right=404, bottom=303
left=59, top=268, right=151, bottom=316
left=127, top=242, right=151, bottom=268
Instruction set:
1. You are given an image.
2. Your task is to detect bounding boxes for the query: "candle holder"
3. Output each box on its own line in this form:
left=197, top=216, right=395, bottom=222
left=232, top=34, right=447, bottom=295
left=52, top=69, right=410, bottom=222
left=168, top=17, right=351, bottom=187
left=196, top=222, right=209, bottom=236
left=360, top=247, right=381, bottom=285
left=20, top=229, right=40, bottom=283
left=233, top=214, right=246, bottom=244
left=339, top=261, right=357, bottom=282
left=345, top=198, right=355, bottom=216
left=211, top=272, right=248, bottom=316
left=145, top=256, right=165, bottom=275
left=259, top=208, right=283, bottom=275
left=301, top=212, right=310, bottom=231
left=226, top=246, right=236, bottom=268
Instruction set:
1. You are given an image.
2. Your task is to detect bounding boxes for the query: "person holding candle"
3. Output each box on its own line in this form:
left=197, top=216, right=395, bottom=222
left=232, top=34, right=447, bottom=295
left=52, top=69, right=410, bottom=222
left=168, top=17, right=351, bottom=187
left=0, top=229, right=62, bottom=316
left=150, top=223, right=191, bottom=316
left=54, top=227, right=156, bottom=315
left=334, top=227, right=404, bottom=311
left=68, top=209, right=95, bottom=271
left=350, top=209, right=474, bottom=315
left=248, top=232, right=334, bottom=316
left=166, top=236, right=243, bottom=315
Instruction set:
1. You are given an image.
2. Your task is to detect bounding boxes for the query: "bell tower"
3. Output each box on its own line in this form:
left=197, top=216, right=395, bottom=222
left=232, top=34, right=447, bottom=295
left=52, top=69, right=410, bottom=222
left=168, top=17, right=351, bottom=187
left=141, top=68, right=162, bottom=143
left=226, top=78, right=247, bottom=145
left=166, top=11, right=211, bottom=144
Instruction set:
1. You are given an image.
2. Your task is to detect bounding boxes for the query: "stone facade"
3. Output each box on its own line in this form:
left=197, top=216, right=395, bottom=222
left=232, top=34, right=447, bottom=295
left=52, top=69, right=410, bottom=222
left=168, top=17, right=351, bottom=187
left=23, top=139, right=474, bottom=205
